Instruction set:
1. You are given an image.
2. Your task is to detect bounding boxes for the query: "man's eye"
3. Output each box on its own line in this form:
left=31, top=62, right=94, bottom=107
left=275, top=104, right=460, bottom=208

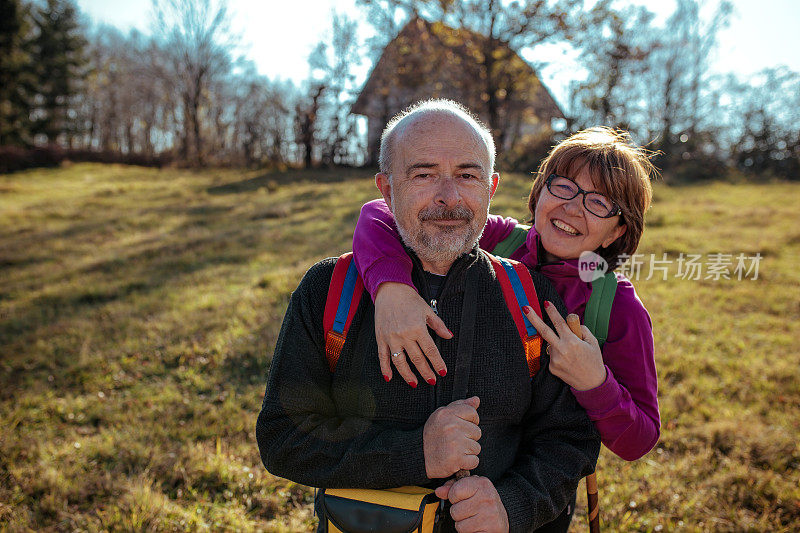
left=415, top=173, right=432, bottom=179
left=459, top=173, right=478, bottom=179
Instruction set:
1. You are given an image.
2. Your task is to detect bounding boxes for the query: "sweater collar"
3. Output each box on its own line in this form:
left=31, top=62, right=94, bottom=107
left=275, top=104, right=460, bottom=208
left=403, top=243, right=480, bottom=301
left=521, top=226, right=582, bottom=279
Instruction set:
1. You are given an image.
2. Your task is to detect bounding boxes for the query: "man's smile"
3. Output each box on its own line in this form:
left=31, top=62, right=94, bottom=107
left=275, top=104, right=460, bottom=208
left=426, top=218, right=469, bottom=227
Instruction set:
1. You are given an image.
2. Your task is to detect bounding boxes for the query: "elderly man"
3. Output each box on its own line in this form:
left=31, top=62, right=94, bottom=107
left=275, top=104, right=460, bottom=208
left=256, top=100, right=598, bottom=532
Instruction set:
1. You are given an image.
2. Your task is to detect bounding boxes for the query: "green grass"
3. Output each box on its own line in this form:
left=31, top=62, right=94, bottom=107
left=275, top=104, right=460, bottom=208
left=0, top=163, right=798, bottom=531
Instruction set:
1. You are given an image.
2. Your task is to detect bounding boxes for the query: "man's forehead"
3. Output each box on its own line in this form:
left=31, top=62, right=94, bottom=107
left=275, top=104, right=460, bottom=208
left=397, top=113, right=482, bottom=141
left=394, top=115, right=490, bottom=171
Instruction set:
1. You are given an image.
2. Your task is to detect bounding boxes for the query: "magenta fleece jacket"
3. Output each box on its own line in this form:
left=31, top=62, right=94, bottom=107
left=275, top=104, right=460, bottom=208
left=352, top=199, right=660, bottom=461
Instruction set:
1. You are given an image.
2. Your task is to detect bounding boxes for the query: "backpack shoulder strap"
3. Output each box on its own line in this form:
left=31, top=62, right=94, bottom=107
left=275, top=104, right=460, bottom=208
left=490, top=224, right=530, bottom=258
left=584, top=272, right=618, bottom=347
left=322, top=253, right=365, bottom=372
left=485, top=252, right=543, bottom=378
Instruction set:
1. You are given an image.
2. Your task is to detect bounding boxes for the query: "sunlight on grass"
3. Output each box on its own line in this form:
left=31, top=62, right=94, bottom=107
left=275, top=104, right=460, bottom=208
left=1, top=164, right=798, bottom=531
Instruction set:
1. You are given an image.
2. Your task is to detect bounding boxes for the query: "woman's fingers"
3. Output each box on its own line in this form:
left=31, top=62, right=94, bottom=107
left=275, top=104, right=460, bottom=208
left=378, top=344, right=392, bottom=382
left=385, top=334, right=446, bottom=386
left=417, top=332, right=448, bottom=378
left=427, top=313, right=453, bottom=340
left=542, top=301, right=571, bottom=338
left=373, top=282, right=450, bottom=385
left=404, top=342, right=437, bottom=386
left=388, top=347, right=419, bottom=388
left=522, top=305, right=558, bottom=346
left=424, top=313, right=450, bottom=376
left=581, top=325, right=600, bottom=347
left=565, top=313, right=583, bottom=338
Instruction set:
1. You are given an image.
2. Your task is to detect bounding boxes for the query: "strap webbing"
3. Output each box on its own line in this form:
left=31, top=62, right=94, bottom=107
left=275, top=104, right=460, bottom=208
left=451, top=266, right=479, bottom=401
left=323, top=253, right=365, bottom=372
left=486, top=253, right=543, bottom=378
left=491, top=224, right=530, bottom=258
left=584, top=272, right=617, bottom=347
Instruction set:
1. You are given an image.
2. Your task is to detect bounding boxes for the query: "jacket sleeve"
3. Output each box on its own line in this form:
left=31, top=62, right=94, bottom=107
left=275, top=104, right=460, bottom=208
left=352, top=199, right=416, bottom=299
left=479, top=213, right=519, bottom=252
left=255, top=260, right=429, bottom=488
left=352, top=198, right=518, bottom=298
left=570, top=277, right=660, bottom=460
left=496, top=276, right=601, bottom=531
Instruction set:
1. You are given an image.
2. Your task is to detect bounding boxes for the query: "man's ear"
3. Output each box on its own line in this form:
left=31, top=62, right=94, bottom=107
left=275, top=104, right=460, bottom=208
left=375, top=173, right=393, bottom=210
left=489, top=172, right=500, bottom=198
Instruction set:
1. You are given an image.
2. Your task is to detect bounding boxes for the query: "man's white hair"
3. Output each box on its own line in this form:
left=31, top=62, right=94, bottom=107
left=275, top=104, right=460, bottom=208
left=378, top=99, right=496, bottom=176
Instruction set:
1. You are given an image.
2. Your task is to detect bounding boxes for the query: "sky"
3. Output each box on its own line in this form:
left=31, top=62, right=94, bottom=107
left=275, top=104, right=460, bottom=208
left=75, top=0, right=800, bottom=109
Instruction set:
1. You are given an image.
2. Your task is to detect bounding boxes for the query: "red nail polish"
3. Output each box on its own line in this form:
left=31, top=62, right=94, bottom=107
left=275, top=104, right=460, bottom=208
left=544, top=301, right=551, bottom=309
left=447, top=329, right=454, bottom=336
left=438, top=369, right=447, bottom=377
left=427, top=378, right=436, bottom=386
left=522, top=306, right=531, bottom=314
left=409, top=381, right=418, bottom=389
left=383, top=374, right=390, bottom=382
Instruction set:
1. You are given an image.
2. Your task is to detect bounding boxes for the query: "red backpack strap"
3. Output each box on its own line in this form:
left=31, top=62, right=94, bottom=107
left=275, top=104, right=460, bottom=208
left=322, top=253, right=365, bottom=372
left=485, top=252, right=544, bottom=378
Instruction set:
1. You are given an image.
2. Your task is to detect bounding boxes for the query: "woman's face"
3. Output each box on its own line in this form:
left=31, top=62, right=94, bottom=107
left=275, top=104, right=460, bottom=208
left=534, top=165, right=627, bottom=262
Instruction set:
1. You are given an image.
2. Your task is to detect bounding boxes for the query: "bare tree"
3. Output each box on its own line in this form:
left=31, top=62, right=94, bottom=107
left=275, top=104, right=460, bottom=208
left=79, top=25, right=171, bottom=157
left=568, top=1, right=656, bottom=132
left=724, top=68, right=800, bottom=179
left=295, top=81, right=325, bottom=169
left=310, top=12, right=363, bottom=167
left=150, top=0, right=235, bottom=165
left=205, top=61, right=297, bottom=167
left=643, top=0, right=732, bottom=163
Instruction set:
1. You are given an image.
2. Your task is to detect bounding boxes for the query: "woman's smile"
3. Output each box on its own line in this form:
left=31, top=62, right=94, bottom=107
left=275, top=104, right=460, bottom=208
left=551, top=218, right=581, bottom=236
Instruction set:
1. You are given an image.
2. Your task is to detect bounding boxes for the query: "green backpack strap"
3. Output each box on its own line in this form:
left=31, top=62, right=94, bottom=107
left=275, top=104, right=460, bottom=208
left=584, top=271, right=618, bottom=347
left=491, top=224, right=530, bottom=258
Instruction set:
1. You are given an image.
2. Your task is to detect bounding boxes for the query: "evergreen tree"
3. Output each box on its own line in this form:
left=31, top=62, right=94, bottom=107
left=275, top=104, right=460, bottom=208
left=30, top=0, right=87, bottom=146
left=0, top=0, right=35, bottom=145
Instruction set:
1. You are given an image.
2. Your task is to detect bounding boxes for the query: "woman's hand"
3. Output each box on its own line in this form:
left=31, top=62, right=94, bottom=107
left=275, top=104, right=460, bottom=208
left=374, top=282, right=452, bottom=387
left=523, top=301, right=607, bottom=391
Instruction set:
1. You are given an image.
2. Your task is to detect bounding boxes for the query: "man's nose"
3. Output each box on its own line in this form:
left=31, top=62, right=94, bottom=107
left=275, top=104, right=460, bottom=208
left=435, top=176, right=461, bottom=206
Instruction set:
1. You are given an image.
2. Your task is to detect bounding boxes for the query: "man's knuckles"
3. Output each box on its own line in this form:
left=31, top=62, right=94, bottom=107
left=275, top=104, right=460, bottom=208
left=448, top=476, right=480, bottom=502
left=449, top=500, right=477, bottom=522
left=466, top=439, right=481, bottom=455
left=438, top=404, right=478, bottom=424
left=462, top=454, right=479, bottom=470
left=453, top=406, right=479, bottom=424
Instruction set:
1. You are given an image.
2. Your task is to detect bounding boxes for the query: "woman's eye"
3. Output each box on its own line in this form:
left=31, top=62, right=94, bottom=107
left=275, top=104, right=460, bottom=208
left=589, top=199, right=606, bottom=210
left=590, top=197, right=612, bottom=209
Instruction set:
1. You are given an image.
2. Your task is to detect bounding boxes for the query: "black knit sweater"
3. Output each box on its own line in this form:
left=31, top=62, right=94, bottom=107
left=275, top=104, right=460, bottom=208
left=256, top=248, right=599, bottom=532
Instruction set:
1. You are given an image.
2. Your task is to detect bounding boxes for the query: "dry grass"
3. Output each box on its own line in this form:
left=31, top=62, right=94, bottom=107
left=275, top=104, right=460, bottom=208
left=0, top=164, right=798, bottom=531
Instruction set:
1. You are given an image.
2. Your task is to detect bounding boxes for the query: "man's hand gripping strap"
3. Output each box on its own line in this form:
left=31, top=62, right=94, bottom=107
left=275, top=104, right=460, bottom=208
left=486, top=253, right=543, bottom=378
left=323, top=253, right=365, bottom=372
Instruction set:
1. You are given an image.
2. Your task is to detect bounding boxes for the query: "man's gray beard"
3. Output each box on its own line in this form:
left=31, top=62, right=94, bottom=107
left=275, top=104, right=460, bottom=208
left=395, top=205, right=486, bottom=267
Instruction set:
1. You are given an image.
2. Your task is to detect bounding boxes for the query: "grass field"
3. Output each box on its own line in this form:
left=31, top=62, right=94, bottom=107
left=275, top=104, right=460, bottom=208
left=1, top=163, right=798, bottom=532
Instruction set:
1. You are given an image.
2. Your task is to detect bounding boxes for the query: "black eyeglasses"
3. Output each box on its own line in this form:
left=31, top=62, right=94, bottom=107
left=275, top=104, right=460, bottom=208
left=545, top=174, right=622, bottom=219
